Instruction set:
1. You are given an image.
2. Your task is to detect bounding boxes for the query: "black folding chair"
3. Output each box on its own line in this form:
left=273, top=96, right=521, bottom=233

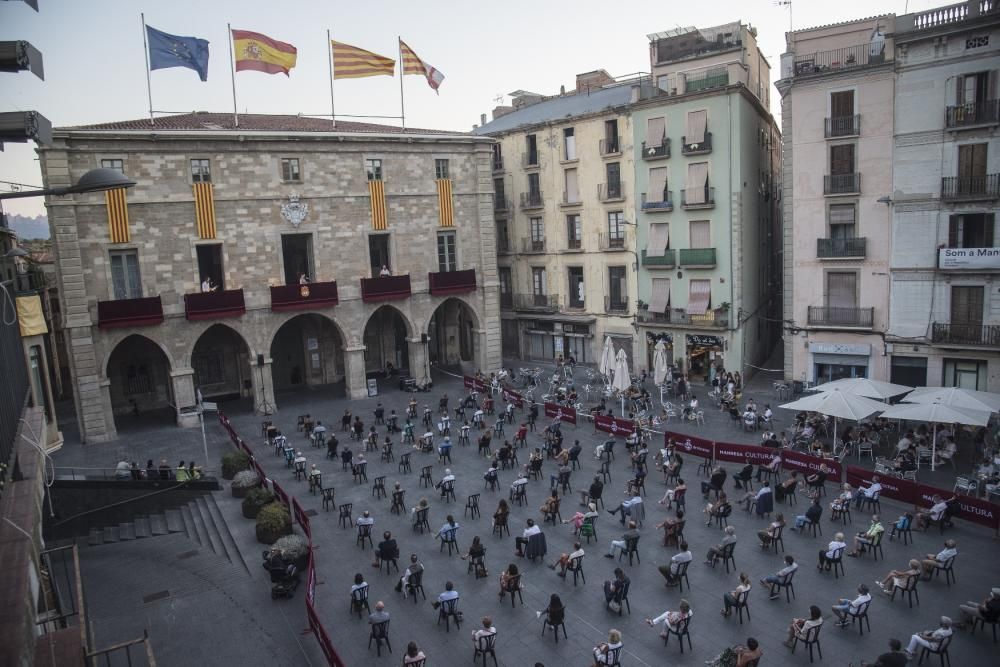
left=662, top=616, right=692, bottom=653
left=791, top=623, right=822, bottom=663
left=473, top=632, right=498, bottom=667
left=368, top=620, right=391, bottom=656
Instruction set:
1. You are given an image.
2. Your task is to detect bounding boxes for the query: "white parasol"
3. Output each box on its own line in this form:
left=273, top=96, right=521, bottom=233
left=903, top=386, right=1000, bottom=414
left=780, top=388, right=887, bottom=452
left=612, top=348, right=631, bottom=416
left=653, top=340, right=669, bottom=387
left=599, top=336, right=615, bottom=381
left=809, top=377, right=913, bottom=401
left=879, top=400, right=990, bottom=471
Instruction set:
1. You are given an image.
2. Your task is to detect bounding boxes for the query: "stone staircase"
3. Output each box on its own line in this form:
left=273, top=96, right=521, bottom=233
left=85, top=493, right=249, bottom=574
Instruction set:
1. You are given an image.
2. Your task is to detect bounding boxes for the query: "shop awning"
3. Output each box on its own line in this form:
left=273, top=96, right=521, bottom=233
left=686, top=279, right=711, bottom=315
left=648, top=278, right=671, bottom=313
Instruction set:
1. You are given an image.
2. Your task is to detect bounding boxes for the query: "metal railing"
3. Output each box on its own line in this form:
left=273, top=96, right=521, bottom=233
left=678, top=248, right=717, bottom=266
left=520, top=191, right=544, bottom=209
left=604, top=296, right=629, bottom=314
left=566, top=238, right=582, bottom=250
left=793, top=43, right=887, bottom=76
left=36, top=545, right=86, bottom=642
left=598, top=182, right=626, bottom=201
left=520, top=237, right=546, bottom=253
left=514, top=293, right=560, bottom=311
left=817, top=237, right=868, bottom=258
left=807, top=305, right=875, bottom=328
left=492, top=157, right=504, bottom=172
left=681, top=187, right=715, bottom=208
left=598, top=233, right=627, bottom=251
left=641, top=191, right=674, bottom=211
left=639, top=308, right=728, bottom=327
left=641, top=138, right=670, bottom=159
left=685, top=70, right=729, bottom=92
left=496, top=239, right=511, bottom=254
left=681, top=132, right=712, bottom=155
left=931, top=322, right=1000, bottom=346
left=824, top=173, right=861, bottom=195
left=493, top=196, right=510, bottom=213
left=825, top=115, right=861, bottom=138
left=565, top=295, right=586, bottom=310
left=599, top=136, right=621, bottom=155
left=941, top=174, right=1000, bottom=200
left=641, top=249, right=676, bottom=267
left=86, top=630, right=158, bottom=667
left=945, top=100, right=999, bottom=128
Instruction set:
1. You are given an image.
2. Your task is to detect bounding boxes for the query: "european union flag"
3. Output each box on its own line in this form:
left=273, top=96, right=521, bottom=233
left=146, top=25, right=209, bottom=81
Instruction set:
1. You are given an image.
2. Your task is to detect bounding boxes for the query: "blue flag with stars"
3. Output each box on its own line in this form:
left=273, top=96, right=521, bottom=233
left=146, top=25, right=209, bottom=81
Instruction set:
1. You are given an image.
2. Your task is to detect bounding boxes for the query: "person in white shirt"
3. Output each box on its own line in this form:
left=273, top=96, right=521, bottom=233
left=854, top=475, right=882, bottom=510
left=818, top=532, right=847, bottom=571
left=763, top=555, right=800, bottom=599
left=509, top=472, right=528, bottom=497
left=721, top=573, right=752, bottom=617
left=548, top=541, right=585, bottom=577
left=920, top=539, right=957, bottom=577
left=756, top=452, right=782, bottom=482
left=200, top=276, right=215, bottom=292
left=514, top=518, right=541, bottom=556
left=830, top=483, right=853, bottom=514
left=471, top=616, right=496, bottom=646
left=831, top=584, right=872, bottom=626
left=379, top=265, right=391, bottom=277
left=592, top=629, right=623, bottom=666
left=645, top=599, right=692, bottom=637
left=658, top=541, right=693, bottom=586
left=915, top=494, right=953, bottom=530
left=357, top=510, right=375, bottom=527
left=435, top=468, right=455, bottom=491
left=784, top=605, right=824, bottom=648
left=607, top=494, right=642, bottom=526
left=905, top=617, right=954, bottom=658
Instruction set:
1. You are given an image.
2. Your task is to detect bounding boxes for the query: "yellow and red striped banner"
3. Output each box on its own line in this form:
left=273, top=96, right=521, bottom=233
left=331, top=40, right=395, bottom=79
left=436, top=179, right=454, bottom=227
left=193, top=182, right=217, bottom=239
left=400, top=39, right=445, bottom=92
left=368, top=179, right=387, bottom=230
left=105, top=188, right=130, bottom=243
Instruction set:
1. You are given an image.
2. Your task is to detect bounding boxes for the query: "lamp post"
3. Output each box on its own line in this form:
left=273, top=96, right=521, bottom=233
left=0, top=167, right=136, bottom=200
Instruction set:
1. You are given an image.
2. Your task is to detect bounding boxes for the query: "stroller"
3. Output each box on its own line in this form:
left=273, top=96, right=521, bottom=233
left=263, top=550, right=300, bottom=599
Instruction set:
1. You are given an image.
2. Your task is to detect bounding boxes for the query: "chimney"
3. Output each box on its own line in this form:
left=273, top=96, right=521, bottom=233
left=492, top=105, right=514, bottom=120
left=560, top=85, right=566, bottom=95
left=480, top=113, right=487, bottom=125
left=575, top=69, right=614, bottom=93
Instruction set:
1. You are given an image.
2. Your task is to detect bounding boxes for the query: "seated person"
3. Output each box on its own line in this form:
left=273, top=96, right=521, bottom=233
left=704, top=492, right=732, bottom=526
left=877, top=559, right=922, bottom=593
left=847, top=514, right=884, bottom=557
left=656, top=509, right=685, bottom=547
left=372, top=531, right=398, bottom=568
left=817, top=532, right=847, bottom=571
left=791, top=498, right=823, bottom=530
left=854, top=475, right=883, bottom=509
left=607, top=493, right=643, bottom=526
left=701, top=466, right=728, bottom=498
left=733, top=459, right=754, bottom=490
left=548, top=541, right=585, bottom=577
left=920, top=539, right=957, bottom=578
left=540, top=489, right=560, bottom=516
left=760, top=555, right=798, bottom=600
left=915, top=494, right=954, bottom=530
left=564, top=503, right=599, bottom=534
left=657, top=541, right=693, bottom=585
left=774, top=471, right=799, bottom=502
left=705, top=637, right=762, bottom=667
left=758, top=513, right=785, bottom=548
left=830, top=483, right=853, bottom=514
left=888, top=512, right=913, bottom=540
left=783, top=605, right=824, bottom=649
left=956, top=588, right=1000, bottom=630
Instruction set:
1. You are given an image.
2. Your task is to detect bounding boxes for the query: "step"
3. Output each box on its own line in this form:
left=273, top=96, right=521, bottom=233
left=165, top=508, right=184, bottom=534
left=87, top=528, right=102, bottom=546
left=133, top=516, right=151, bottom=538
left=183, top=502, right=211, bottom=551
left=193, top=496, right=228, bottom=561
left=149, top=514, right=168, bottom=536
left=118, top=522, right=136, bottom=540
left=103, top=526, right=119, bottom=543
left=202, top=493, right=249, bottom=574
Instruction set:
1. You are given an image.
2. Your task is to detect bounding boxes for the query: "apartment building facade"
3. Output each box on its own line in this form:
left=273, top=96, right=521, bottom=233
left=39, top=113, right=501, bottom=443
left=636, top=23, right=782, bottom=383
left=777, top=16, right=897, bottom=385
left=476, top=72, right=639, bottom=367
left=888, top=1, right=1000, bottom=390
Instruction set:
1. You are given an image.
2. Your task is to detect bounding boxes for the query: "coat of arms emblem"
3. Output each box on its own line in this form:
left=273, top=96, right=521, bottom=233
left=281, top=194, right=309, bottom=228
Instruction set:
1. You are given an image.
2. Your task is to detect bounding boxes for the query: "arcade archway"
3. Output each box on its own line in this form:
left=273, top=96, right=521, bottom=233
left=363, top=306, right=410, bottom=374
left=427, top=298, right=478, bottom=368
left=191, top=324, right=252, bottom=401
left=106, top=334, right=174, bottom=430
left=270, top=313, right=345, bottom=392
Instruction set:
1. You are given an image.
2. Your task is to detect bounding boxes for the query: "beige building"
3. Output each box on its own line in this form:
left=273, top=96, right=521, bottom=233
left=476, top=72, right=639, bottom=366
left=39, top=113, right=501, bottom=443
left=777, top=16, right=896, bottom=386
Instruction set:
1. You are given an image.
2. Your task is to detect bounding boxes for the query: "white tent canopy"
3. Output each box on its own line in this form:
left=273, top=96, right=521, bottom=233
left=809, top=377, right=913, bottom=401
left=779, top=388, right=886, bottom=421
left=879, top=400, right=991, bottom=471
left=904, top=387, right=1000, bottom=414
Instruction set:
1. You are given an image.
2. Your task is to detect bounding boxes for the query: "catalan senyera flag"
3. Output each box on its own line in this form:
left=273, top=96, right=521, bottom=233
left=232, top=29, right=297, bottom=76
left=331, top=40, right=395, bottom=79
left=399, top=39, right=445, bottom=93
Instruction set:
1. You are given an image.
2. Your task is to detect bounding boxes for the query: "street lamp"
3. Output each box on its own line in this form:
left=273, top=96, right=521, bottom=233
left=0, top=167, right=135, bottom=200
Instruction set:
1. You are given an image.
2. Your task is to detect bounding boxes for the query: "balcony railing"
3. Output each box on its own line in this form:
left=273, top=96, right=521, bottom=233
left=825, top=115, right=861, bottom=138
left=824, top=173, right=861, bottom=195
left=638, top=309, right=672, bottom=324
left=520, top=191, right=544, bottom=209
left=817, top=237, right=868, bottom=259
left=360, top=274, right=412, bottom=303
left=639, top=307, right=729, bottom=328
left=941, top=175, right=1000, bottom=201
left=514, top=293, right=560, bottom=311
left=566, top=238, right=583, bottom=251
left=807, top=305, right=874, bottom=328
left=598, top=182, right=626, bottom=201
left=12, top=270, right=47, bottom=295
left=641, top=138, right=671, bottom=160
left=604, top=296, right=629, bottom=314
left=641, top=191, right=674, bottom=211
left=565, top=295, right=586, bottom=310
left=496, top=239, right=512, bottom=254
left=97, top=296, right=164, bottom=329
left=599, top=136, right=621, bottom=155
left=681, top=132, right=712, bottom=155
left=897, top=0, right=996, bottom=34
left=522, top=152, right=539, bottom=168
left=598, top=233, right=627, bottom=251
left=561, top=191, right=582, bottom=206
left=681, top=187, right=715, bottom=209
left=521, top=238, right=546, bottom=253
left=793, top=43, right=887, bottom=77
left=931, top=322, right=1000, bottom=346
left=493, top=196, right=510, bottom=213
left=492, top=157, right=504, bottom=172
left=685, top=70, right=729, bottom=92
left=946, top=100, right=1000, bottom=128
left=270, top=280, right=339, bottom=312
left=184, top=288, right=246, bottom=321
left=641, top=249, right=676, bottom=267
left=429, top=269, right=477, bottom=296
left=678, top=248, right=717, bottom=267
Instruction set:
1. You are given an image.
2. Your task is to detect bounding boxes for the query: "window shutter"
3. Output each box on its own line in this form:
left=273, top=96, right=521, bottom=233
left=646, top=117, right=666, bottom=146
left=686, top=110, right=707, bottom=144
left=565, top=169, right=580, bottom=202
left=686, top=162, right=709, bottom=204
left=826, top=272, right=857, bottom=308
left=648, top=167, right=668, bottom=201
left=689, top=220, right=711, bottom=248
left=647, top=223, right=670, bottom=256
left=986, top=214, right=995, bottom=247
left=948, top=216, right=960, bottom=248
left=648, top=278, right=670, bottom=312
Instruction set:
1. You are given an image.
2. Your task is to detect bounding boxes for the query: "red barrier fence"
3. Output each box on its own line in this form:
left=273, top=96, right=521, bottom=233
left=594, top=414, right=636, bottom=437
left=218, top=412, right=344, bottom=666
left=662, top=432, right=843, bottom=482
left=846, top=466, right=998, bottom=531
left=463, top=375, right=486, bottom=392
left=544, top=402, right=577, bottom=425
left=501, top=387, right=524, bottom=408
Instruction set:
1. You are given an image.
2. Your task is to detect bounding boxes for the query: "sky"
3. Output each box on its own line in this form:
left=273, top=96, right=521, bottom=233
left=1, top=0, right=943, bottom=217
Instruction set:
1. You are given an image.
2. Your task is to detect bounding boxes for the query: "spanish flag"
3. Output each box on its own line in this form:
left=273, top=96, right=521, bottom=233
left=331, top=40, right=395, bottom=79
left=400, top=40, right=445, bottom=93
left=232, top=29, right=297, bottom=76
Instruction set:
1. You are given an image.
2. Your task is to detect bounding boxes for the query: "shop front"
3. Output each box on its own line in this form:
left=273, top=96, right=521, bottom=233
left=686, top=333, right=725, bottom=383
left=809, top=342, right=871, bottom=384
left=645, top=331, right=675, bottom=371
left=522, top=317, right=595, bottom=364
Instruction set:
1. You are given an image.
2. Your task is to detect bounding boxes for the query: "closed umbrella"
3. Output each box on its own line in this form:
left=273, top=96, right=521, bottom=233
left=904, top=387, right=1000, bottom=414
left=653, top=340, right=668, bottom=387
left=879, top=401, right=990, bottom=471
left=809, top=377, right=913, bottom=401
left=612, top=348, right=631, bottom=416
left=780, top=388, right=887, bottom=451
left=599, top=336, right=615, bottom=380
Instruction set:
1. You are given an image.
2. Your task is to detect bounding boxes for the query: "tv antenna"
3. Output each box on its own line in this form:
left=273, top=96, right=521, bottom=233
left=493, top=94, right=505, bottom=105
left=774, top=0, right=793, bottom=33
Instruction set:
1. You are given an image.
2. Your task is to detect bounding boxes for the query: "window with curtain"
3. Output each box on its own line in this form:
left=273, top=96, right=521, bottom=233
left=686, top=162, right=709, bottom=204
left=646, top=117, right=666, bottom=146
left=686, top=279, right=711, bottom=315
left=689, top=220, right=711, bottom=248
left=829, top=204, right=856, bottom=239
left=948, top=213, right=995, bottom=248
left=566, top=214, right=582, bottom=248
left=647, top=223, right=669, bottom=256
left=530, top=217, right=544, bottom=242
left=532, top=267, right=547, bottom=296
left=608, top=266, right=627, bottom=309
left=648, top=277, right=670, bottom=313
left=563, top=127, right=576, bottom=161
left=110, top=250, right=142, bottom=299
left=826, top=272, right=857, bottom=308
left=565, top=168, right=580, bottom=203
left=686, top=110, right=707, bottom=144
left=648, top=167, right=668, bottom=202
left=607, top=211, right=626, bottom=241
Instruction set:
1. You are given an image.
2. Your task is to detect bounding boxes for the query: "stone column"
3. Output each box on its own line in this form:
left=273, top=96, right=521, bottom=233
left=97, top=379, right=118, bottom=442
left=407, top=337, right=429, bottom=384
left=171, top=368, right=199, bottom=428
left=250, top=358, right=278, bottom=415
left=475, top=328, right=489, bottom=375
left=344, top=345, right=367, bottom=400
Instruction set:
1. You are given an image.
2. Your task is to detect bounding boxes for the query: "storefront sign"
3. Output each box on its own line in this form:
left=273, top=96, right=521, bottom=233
left=714, top=442, right=776, bottom=466
left=595, top=414, right=636, bottom=437
left=544, top=402, right=577, bottom=425
left=780, top=449, right=842, bottom=482
left=366, top=378, right=379, bottom=397
left=808, top=342, right=871, bottom=356
left=939, top=247, right=1000, bottom=270
left=687, top=334, right=723, bottom=348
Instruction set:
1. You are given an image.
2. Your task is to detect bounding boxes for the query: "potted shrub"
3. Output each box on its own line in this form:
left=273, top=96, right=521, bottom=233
left=241, top=487, right=274, bottom=518
left=256, top=502, right=293, bottom=545
left=272, top=534, right=310, bottom=571
left=221, top=451, right=250, bottom=480
left=230, top=470, right=260, bottom=499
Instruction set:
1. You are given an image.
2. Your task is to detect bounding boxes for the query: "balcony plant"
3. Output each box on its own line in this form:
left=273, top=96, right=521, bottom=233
left=231, top=470, right=260, bottom=498
left=221, top=450, right=250, bottom=480
left=272, top=534, right=311, bottom=571
left=256, top=501, right=293, bottom=544
left=241, top=487, right=274, bottom=518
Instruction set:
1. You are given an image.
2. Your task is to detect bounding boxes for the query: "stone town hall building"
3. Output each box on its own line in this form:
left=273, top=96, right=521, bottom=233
left=39, top=113, right=501, bottom=443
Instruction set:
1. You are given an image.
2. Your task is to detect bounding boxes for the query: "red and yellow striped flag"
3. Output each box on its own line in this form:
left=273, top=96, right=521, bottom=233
left=400, top=39, right=445, bottom=93
left=331, top=40, right=395, bottom=79
left=232, top=29, right=297, bottom=76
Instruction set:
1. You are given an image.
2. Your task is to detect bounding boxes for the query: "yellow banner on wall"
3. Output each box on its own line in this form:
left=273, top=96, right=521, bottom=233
left=368, top=179, right=387, bottom=230
left=105, top=188, right=130, bottom=243
left=16, top=295, right=48, bottom=337
left=436, top=178, right=454, bottom=227
left=193, top=182, right=217, bottom=239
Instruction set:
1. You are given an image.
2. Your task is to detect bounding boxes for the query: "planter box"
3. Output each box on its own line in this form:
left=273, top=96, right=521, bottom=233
left=256, top=522, right=293, bottom=545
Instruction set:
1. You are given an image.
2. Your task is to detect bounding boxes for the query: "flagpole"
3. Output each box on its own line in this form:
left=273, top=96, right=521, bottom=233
left=398, top=36, right=406, bottom=130
left=140, top=13, right=155, bottom=125
left=227, top=23, right=239, bottom=127
left=327, top=30, right=336, bottom=129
